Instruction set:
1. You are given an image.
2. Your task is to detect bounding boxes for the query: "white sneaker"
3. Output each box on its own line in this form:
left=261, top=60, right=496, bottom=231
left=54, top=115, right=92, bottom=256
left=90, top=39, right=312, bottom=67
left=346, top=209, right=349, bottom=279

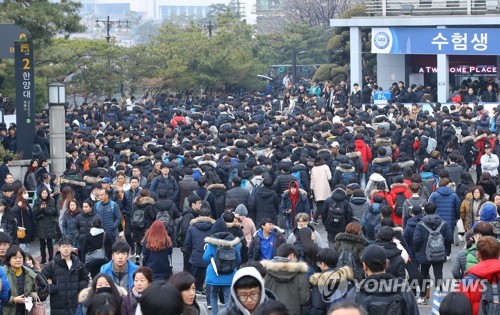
left=207, top=306, right=212, bottom=310
left=458, top=235, right=464, bottom=242
left=446, top=256, right=451, bottom=261
left=417, top=297, right=428, bottom=305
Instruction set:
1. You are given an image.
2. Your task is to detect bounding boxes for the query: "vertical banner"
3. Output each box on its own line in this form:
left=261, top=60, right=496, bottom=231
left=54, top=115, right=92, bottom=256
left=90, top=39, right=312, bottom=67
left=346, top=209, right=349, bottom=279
left=14, top=39, right=35, bottom=158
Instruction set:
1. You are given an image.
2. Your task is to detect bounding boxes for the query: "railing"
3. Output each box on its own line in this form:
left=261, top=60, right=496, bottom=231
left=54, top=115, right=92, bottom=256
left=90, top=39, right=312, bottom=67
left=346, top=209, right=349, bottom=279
left=365, top=0, right=500, bottom=16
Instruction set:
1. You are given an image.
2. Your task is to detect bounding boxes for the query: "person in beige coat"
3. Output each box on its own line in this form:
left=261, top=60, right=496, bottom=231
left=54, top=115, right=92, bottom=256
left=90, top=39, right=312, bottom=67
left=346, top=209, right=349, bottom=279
left=310, top=157, right=331, bottom=222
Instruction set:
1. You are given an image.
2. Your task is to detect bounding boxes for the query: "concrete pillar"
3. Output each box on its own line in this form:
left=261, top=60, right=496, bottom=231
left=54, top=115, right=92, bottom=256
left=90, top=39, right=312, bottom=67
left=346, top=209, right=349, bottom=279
left=350, top=27, right=363, bottom=92
left=437, top=54, right=449, bottom=103
left=49, top=103, right=66, bottom=177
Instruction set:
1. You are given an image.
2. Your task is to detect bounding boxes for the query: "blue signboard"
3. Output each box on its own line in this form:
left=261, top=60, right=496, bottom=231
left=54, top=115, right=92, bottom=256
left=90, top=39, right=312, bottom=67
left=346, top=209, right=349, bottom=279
left=372, top=27, right=499, bottom=55
left=373, top=90, right=392, bottom=104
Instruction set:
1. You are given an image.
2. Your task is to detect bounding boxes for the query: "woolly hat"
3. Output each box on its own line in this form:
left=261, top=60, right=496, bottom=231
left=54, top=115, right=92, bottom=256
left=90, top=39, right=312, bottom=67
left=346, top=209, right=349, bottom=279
left=211, top=218, right=228, bottom=234
left=235, top=204, right=248, bottom=217
left=480, top=203, right=498, bottom=222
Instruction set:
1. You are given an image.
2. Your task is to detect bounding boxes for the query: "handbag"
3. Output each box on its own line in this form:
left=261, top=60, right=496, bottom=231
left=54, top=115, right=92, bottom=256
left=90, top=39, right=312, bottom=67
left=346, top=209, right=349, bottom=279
left=17, top=213, right=26, bottom=239
left=85, top=232, right=107, bottom=264
left=31, top=295, right=46, bottom=315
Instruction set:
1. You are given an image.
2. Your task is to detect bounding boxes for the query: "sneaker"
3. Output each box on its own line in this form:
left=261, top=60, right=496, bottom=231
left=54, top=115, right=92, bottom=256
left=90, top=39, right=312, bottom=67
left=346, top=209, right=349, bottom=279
left=446, top=256, right=451, bottom=261
left=417, top=297, right=428, bottom=305
left=207, top=306, right=212, bottom=310
left=196, top=290, right=206, bottom=296
left=310, top=220, right=319, bottom=226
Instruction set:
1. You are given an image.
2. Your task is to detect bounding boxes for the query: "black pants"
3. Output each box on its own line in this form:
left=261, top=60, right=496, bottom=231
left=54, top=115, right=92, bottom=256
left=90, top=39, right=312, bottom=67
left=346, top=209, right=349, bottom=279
left=420, top=262, right=444, bottom=297
left=124, top=218, right=134, bottom=253
left=189, top=266, right=206, bottom=292
left=314, top=200, right=324, bottom=222
left=39, top=238, right=54, bottom=262
left=183, top=251, right=191, bottom=272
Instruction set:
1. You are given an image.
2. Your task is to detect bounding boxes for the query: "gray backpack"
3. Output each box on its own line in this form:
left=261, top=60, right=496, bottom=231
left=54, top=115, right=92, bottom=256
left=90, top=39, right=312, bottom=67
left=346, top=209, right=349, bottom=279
left=420, top=221, right=446, bottom=262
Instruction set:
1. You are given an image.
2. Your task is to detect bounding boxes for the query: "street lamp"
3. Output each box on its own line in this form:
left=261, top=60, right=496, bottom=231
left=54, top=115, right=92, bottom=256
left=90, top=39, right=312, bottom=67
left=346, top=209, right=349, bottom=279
left=199, top=20, right=216, bottom=37
left=95, top=16, right=130, bottom=66
left=48, top=82, right=66, bottom=177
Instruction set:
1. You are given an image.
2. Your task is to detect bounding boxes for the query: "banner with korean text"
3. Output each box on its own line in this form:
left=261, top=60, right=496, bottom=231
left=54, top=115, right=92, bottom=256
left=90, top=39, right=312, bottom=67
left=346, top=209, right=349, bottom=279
left=14, top=39, right=35, bottom=158
left=371, top=27, right=498, bottom=55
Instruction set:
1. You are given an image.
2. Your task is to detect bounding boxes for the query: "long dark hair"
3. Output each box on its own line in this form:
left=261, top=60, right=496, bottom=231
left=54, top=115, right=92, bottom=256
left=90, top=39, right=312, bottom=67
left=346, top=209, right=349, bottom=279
left=298, top=227, right=318, bottom=267
left=87, top=273, right=122, bottom=305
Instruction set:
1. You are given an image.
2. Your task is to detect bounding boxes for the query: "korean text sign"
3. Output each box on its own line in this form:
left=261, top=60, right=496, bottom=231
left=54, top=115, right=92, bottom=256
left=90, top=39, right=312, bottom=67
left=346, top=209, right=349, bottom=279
left=371, top=27, right=496, bottom=55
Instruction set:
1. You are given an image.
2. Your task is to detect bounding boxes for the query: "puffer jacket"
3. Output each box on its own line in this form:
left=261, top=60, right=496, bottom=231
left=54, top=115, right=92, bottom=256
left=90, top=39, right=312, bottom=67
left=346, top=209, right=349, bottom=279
left=74, top=209, right=98, bottom=247
left=429, top=186, right=461, bottom=230
left=33, top=197, right=58, bottom=240
left=413, top=214, right=453, bottom=264
left=355, top=139, right=372, bottom=173
left=261, top=257, right=311, bottom=315
left=253, top=186, right=279, bottom=225
left=331, top=164, right=357, bottom=187
left=183, top=216, right=215, bottom=267
left=375, top=240, right=406, bottom=279
left=309, top=267, right=354, bottom=315
left=61, top=210, right=80, bottom=246
left=122, top=187, right=141, bottom=220
left=226, top=187, right=250, bottom=209
left=248, top=228, right=285, bottom=261
left=320, top=188, right=353, bottom=241
left=94, top=199, right=121, bottom=238
left=203, top=232, right=241, bottom=286
left=150, top=175, right=179, bottom=202
left=349, top=196, right=369, bottom=222
left=387, top=183, right=411, bottom=226
left=403, top=214, right=424, bottom=260
left=334, top=233, right=369, bottom=281
left=42, top=252, right=90, bottom=315
left=370, top=156, right=392, bottom=176
left=273, top=172, right=296, bottom=194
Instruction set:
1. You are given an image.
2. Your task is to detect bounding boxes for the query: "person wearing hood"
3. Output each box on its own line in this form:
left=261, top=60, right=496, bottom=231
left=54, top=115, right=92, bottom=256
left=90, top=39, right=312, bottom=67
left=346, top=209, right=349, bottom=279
left=370, top=148, right=393, bottom=175
left=349, top=189, right=369, bottom=222
left=279, top=180, right=310, bottom=234
left=354, top=134, right=372, bottom=188
left=253, top=177, right=279, bottom=225
left=375, top=226, right=406, bottom=279
left=319, top=186, right=353, bottom=248
left=429, top=178, right=461, bottom=235
left=309, top=248, right=354, bottom=315
left=457, top=236, right=500, bottom=315
left=364, top=173, right=388, bottom=199
left=413, top=203, right=453, bottom=305
left=260, top=244, right=310, bottom=315
left=184, top=208, right=215, bottom=293
left=334, top=222, right=369, bottom=281
left=346, top=244, right=419, bottom=315
left=81, top=216, right=114, bottom=277
left=248, top=218, right=285, bottom=262
left=219, top=267, right=272, bottom=315
left=42, top=237, right=90, bottom=315
left=203, top=219, right=241, bottom=315
left=403, top=205, right=424, bottom=261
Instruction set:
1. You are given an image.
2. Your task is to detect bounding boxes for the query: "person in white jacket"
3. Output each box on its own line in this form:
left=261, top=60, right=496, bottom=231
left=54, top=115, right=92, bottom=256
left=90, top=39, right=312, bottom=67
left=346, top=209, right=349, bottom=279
left=480, top=143, right=499, bottom=185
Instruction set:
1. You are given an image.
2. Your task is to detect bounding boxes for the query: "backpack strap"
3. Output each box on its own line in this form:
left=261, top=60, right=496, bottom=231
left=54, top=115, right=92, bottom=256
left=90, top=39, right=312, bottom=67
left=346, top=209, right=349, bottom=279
left=420, top=221, right=445, bottom=233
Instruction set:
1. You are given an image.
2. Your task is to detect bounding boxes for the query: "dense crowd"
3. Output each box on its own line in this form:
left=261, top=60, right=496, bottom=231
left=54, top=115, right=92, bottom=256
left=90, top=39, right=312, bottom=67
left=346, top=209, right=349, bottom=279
left=0, top=77, right=497, bottom=315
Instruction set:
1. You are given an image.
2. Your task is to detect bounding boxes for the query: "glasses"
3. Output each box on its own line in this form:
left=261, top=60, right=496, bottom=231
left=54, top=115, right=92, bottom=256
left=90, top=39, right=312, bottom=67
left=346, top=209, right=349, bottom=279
left=237, top=292, right=260, bottom=302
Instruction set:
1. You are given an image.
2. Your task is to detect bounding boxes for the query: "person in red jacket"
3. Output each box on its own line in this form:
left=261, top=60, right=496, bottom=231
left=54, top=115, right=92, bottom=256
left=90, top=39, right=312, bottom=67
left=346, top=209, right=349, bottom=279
left=354, top=134, right=372, bottom=188
left=457, top=236, right=500, bottom=315
left=170, top=110, right=187, bottom=128
left=473, top=131, right=487, bottom=182
left=386, top=176, right=411, bottom=226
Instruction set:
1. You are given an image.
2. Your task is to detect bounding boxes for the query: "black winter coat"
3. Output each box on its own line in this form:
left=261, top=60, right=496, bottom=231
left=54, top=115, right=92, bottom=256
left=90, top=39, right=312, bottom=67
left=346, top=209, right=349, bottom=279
left=253, top=187, right=279, bottom=225
left=320, top=188, right=353, bottom=242
left=74, top=210, right=98, bottom=247
left=413, top=214, right=453, bottom=264
left=309, top=267, right=354, bottom=315
left=152, top=199, right=180, bottom=220
left=0, top=208, right=18, bottom=245
left=399, top=134, right=414, bottom=159
left=12, top=205, right=36, bottom=244
left=131, top=196, right=156, bottom=242
left=42, top=252, right=90, bottom=315
left=375, top=240, right=406, bottom=279
left=33, top=197, right=58, bottom=239
left=273, top=172, right=296, bottom=194
left=226, top=187, right=250, bottom=209
left=183, top=216, right=215, bottom=267
left=290, top=164, right=310, bottom=192
left=122, top=188, right=141, bottom=220
left=248, top=229, right=285, bottom=261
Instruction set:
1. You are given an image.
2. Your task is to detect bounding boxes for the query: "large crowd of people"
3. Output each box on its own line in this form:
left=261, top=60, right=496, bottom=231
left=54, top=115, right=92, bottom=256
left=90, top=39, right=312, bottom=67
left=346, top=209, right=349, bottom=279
left=0, top=77, right=497, bottom=315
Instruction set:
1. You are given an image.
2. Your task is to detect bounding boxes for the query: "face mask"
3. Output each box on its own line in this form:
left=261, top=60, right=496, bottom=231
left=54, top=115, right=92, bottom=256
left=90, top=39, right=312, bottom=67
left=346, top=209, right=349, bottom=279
left=96, top=287, right=112, bottom=294
left=23, top=194, right=28, bottom=199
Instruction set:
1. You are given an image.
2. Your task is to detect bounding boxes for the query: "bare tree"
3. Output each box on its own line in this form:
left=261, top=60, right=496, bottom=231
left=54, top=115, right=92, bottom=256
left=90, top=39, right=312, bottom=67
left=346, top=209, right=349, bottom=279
left=283, top=0, right=360, bottom=26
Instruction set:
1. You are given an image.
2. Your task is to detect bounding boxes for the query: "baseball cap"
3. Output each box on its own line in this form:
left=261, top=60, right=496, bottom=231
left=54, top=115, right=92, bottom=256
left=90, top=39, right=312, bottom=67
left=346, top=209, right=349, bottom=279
left=331, top=141, right=340, bottom=148
left=102, top=177, right=112, bottom=183
left=361, top=245, right=387, bottom=270
left=485, top=143, right=492, bottom=149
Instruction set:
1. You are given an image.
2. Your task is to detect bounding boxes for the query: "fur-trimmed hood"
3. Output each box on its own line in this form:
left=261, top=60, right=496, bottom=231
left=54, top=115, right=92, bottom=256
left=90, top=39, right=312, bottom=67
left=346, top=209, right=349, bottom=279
left=372, top=156, right=392, bottom=164
left=60, top=178, right=86, bottom=187
left=78, top=285, right=128, bottom=303
left=226, top=221, right=242, bottom=229
left=204, top=233, right=241, bottom=247
left=135, top=196, right=155, bottom=206
left=461, top=135, right=474, bottom=144
left=390, top=183, right=408, bottom=190
left=261, top=258, right=309, bottom=274
left=346, top=151, right=361, bottom=159
left=334, top=232, right=369, bottom=246
left=309, top=266, right=354, bottom=286
left=207, top=183, right=226, bottom=191
left=397, top=160, right=414, bottom=168
left=190, top=216, right=215, bottom=225
left=475, top=133, right=487, bottom=142
left=336, top=164, right=355, bottom=173
left=199, top=160, right=217, bottom=168
left=83, top=175, right=102, bottom=184
left=132, top=156, right=153, bottom=165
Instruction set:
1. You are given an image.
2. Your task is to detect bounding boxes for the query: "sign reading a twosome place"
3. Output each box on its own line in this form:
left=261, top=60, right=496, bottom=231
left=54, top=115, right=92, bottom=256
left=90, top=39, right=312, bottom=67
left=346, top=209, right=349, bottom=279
left=14, top=39, right=35, bottom=158
left=372, top=27, right=499, bottom=55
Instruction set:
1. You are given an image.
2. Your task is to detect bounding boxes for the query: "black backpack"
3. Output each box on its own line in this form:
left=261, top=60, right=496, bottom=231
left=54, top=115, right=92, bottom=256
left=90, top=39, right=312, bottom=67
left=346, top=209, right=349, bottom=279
left=327, top=201, right=345, bottom=226
left=394, top=192, right=406, bottom=217
left=215, top=246, right=237, bottom=275
left=131, top=209, right=146, bottom=229
left=336, top=243, right=360, bottom=279
left=211, top=189, right=226, bottom=218
left=363, top=205, right=381, bottom=241
left=475, top=275, right=500, bottom=315
left=156, top=210, right=175, bottom=237
left=363, top=292, right=406, bottom=315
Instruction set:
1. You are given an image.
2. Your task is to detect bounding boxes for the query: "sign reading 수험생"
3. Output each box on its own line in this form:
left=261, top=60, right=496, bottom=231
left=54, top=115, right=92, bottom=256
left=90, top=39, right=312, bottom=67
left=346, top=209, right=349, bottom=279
left=372, top=27, right=499, bottom=55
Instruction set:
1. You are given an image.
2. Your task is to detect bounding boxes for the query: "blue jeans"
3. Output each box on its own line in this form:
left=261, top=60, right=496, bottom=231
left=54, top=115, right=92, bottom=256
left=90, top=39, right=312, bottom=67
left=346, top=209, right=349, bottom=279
left=210, top=285, right=230, bottom=315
